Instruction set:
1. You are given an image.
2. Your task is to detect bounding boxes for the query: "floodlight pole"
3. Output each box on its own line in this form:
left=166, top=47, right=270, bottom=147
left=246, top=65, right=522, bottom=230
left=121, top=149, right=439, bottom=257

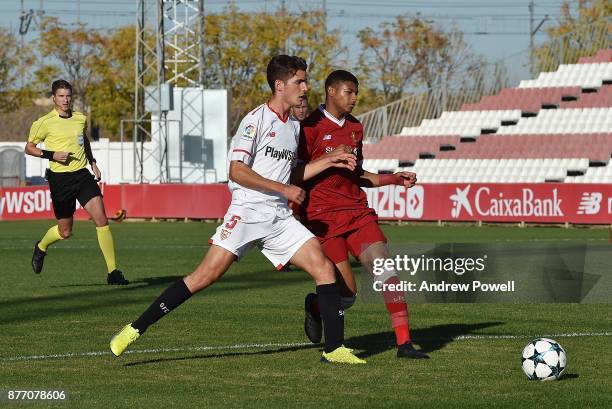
left=529, top=1, right=549, bottom=77
left=133, top=0, right=207, bottom=183
left=156, top=0, right=168, bottom=182
left=199, top=0, right=205, bottom=86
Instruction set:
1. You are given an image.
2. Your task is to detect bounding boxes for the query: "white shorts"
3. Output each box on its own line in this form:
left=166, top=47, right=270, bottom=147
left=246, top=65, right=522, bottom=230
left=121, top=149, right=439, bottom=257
left=209, top=203, right=314, bottom=269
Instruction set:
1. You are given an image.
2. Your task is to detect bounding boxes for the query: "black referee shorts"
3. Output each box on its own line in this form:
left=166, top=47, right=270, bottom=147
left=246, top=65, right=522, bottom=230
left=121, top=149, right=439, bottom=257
left=47, top=168, right=102, bottom=219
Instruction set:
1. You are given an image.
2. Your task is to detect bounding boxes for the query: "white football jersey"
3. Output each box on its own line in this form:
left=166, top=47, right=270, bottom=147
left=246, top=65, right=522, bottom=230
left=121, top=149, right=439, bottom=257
left=228, top=103, right=300, bottom=208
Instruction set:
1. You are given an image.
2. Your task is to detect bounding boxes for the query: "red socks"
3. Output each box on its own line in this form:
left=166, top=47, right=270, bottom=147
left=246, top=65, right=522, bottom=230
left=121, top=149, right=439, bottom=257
left=382, top=276, right=411, bottom=345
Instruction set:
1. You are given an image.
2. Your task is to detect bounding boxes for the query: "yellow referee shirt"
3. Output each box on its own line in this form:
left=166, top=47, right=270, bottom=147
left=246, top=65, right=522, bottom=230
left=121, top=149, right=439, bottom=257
left=28, top=109, right=88, bottom=173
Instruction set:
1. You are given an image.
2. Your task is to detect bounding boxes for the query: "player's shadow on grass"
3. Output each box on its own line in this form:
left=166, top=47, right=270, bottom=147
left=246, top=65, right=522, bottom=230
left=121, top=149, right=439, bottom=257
left=345, top=321, right=504, bottom=359
left=0, top=270, right=311, bottom=324
left=49, top=275, right=187, bottom=289
left=124, top=322, right=505, bottom=366
left=123, top=344, right=320, bottom=367
left=49, top=268, right=312, bottom=290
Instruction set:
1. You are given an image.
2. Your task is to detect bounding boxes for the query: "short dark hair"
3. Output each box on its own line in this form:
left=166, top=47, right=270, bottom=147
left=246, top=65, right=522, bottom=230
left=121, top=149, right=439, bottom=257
left=266, top=55, right=307, bottom=92
left=325, top=70, right=359, bottom=93
left=52, top=79, right=72, bottom=95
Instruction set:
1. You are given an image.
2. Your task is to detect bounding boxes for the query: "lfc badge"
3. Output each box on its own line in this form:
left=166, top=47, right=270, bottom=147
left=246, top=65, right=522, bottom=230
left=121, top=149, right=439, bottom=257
left=220, top=229, right=231, bottom=240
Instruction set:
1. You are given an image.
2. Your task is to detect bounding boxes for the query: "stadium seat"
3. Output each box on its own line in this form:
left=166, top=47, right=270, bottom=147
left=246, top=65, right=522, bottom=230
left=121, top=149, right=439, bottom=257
left=364, top=51, right=612, bottom=184
left=519, top=62, right=612, bottom=89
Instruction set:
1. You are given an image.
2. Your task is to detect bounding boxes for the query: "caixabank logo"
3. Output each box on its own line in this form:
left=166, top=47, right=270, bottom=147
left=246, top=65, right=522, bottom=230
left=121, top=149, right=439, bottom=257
left=366, top=185, right=424, bottom=219
left=449, top=185, right=563, bottom=218
left=450, top=185, right=473, bottom=218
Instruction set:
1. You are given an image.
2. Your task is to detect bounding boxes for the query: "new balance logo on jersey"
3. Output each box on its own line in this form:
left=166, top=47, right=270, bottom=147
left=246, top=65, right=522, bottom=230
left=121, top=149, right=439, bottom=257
left=264, top=146, right=295, bottom=161
left=577, top=192, right=602, bottom=215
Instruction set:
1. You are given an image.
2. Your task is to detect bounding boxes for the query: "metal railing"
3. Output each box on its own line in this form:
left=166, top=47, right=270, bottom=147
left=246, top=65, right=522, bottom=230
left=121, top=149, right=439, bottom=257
left=357, top=15, right=611, bottom=142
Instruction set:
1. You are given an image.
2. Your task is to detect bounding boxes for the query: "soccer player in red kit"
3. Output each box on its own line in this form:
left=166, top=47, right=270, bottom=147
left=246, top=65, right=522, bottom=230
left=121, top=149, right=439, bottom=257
left=294, top=70, right=429, bottom=359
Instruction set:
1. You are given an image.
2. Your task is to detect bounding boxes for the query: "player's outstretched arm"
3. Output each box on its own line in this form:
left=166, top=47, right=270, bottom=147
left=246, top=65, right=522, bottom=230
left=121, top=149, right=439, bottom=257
left=230, top=160, right=306, bottom=204
left=358, top=169, right=418, bottom=188
left=291, top=146, right=357, bottom=185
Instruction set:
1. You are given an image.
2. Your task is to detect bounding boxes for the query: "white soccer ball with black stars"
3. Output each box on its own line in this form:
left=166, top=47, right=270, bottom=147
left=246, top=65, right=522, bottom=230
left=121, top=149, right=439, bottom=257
left=521, top=338, right=567, bottom=381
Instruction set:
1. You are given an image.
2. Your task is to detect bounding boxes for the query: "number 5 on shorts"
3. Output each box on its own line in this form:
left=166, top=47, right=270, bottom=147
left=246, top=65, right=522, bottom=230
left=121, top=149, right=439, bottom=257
left=225, top=215, right=241, bottom=229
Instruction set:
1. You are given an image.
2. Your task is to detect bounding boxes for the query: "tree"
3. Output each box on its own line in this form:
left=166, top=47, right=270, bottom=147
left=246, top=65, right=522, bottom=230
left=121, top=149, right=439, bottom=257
left=87, top=26, right=136, bottom=138
left=414, top=26, right=483, bottom=93
left=357, top=15, right=483, bottom=106
left=25, top=8, right=346, bottom=137
left=0, top=28, right=33, bottom=113
left=203, top=6, right=345, bottom=131
left=33, top=20, right=137, bottom=139
left=277, top=10, right=346, bottom=111
left=35, top=17, right=136, bottom=137
left=357, top=15, right=424, bottom=105
left=534, top=0, right=612, bottom=72
left=35, top=17, right=99, bottom=113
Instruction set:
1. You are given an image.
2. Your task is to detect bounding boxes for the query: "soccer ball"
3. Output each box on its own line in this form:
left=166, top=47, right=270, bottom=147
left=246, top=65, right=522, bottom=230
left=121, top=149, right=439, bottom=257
left=521, top=338, right=567, bottom=381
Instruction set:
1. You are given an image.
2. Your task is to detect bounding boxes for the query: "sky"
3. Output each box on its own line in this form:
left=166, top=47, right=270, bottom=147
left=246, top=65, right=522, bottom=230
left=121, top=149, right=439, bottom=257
left=0, top=0, right=573, bottom=86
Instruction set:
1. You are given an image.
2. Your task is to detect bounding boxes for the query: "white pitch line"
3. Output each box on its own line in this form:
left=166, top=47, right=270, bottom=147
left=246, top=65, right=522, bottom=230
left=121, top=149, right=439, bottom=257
left=451, top=332, right=612, bottom=340
left=2, top=333, right=611, bottom=363
left=0, top=341, right=313, bottom=362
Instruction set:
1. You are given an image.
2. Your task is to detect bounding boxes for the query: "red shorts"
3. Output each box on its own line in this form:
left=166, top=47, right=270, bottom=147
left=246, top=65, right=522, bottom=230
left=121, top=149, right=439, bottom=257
left=304, top=209, right=386, bottom=264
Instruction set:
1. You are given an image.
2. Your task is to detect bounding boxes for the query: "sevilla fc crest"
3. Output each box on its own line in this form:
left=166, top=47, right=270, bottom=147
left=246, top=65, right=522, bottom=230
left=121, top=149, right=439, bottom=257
left=220, top=229, right=231, bottom=240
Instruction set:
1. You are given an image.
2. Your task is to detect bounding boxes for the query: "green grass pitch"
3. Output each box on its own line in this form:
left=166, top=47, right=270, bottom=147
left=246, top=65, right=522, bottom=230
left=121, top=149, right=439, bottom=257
left=0, top=220, right=610, bottom=408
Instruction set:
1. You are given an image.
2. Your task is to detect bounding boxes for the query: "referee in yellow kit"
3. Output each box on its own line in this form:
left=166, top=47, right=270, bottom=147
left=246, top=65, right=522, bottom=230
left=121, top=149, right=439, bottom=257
left=24, top=79, right=129, bottom=285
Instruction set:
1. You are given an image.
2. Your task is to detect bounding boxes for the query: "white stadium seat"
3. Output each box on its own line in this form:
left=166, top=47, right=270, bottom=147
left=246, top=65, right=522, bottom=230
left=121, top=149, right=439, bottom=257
left=396, top=158, right=612, bottom=183
left=519, top=62, right=612, bottom=89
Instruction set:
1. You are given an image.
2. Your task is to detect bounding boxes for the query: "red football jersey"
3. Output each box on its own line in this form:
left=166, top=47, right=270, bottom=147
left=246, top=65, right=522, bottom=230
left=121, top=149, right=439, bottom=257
left=298, top=105, right=370, bottom=220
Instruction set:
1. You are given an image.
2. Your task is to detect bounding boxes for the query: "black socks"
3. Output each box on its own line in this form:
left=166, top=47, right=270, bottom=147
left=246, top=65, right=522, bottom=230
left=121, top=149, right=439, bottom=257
left=316, top=283, right=344, bottom=353
left=132, top=279, right=192, bottom=334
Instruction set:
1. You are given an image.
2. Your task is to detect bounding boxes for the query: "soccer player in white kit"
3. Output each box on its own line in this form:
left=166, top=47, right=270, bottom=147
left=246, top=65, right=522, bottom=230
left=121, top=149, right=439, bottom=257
left=110, top=55, right=365, bottom=364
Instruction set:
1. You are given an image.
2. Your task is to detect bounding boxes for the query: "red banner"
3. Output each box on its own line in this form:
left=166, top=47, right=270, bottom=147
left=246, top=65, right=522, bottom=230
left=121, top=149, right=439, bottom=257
left=2, top=183, right=612, bottom=224
left=0, top=184, right=231, bottom=221
left=110, top=184, right=231, bottom=219
left=0, top=185, right=91, bottom=220
left=365, top=184, right=612, bottom=224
